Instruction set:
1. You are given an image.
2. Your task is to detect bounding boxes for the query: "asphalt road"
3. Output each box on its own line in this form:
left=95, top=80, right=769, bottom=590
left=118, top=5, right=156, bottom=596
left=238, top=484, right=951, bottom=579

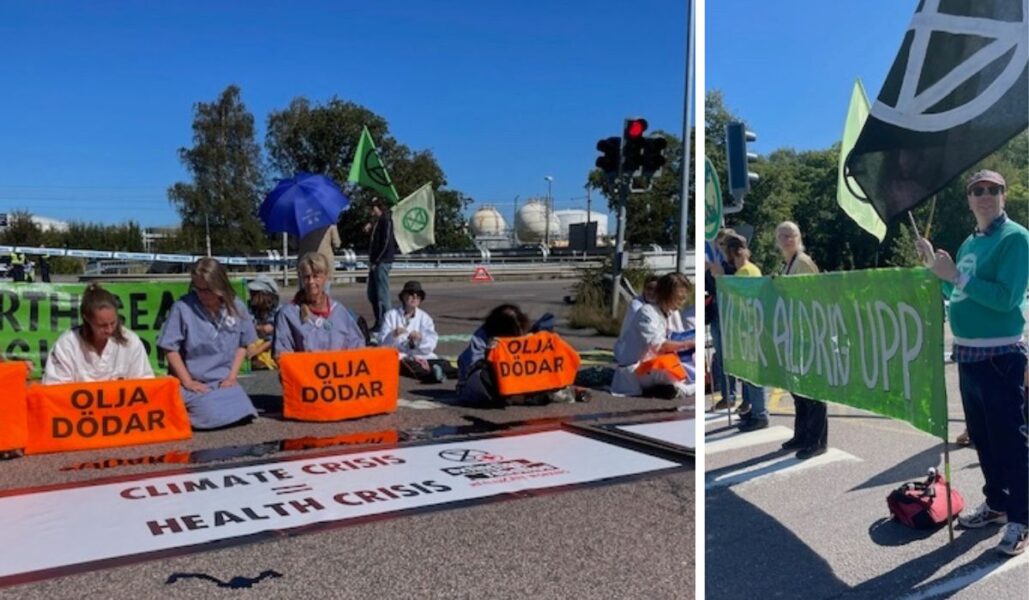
left=705, top=360, right=1029, bottom=600
left=0, top=279, right=694, bottom=599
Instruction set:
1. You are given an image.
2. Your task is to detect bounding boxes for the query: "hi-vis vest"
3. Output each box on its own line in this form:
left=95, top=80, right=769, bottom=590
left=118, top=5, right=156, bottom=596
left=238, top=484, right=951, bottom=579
left=488, top=331, right=580, bottom=396
left=9, top=251, right=25, bottom=266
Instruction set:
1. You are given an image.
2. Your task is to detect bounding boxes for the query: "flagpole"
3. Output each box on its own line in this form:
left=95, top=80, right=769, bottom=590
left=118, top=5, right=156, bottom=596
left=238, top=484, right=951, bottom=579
left=943, top=440, right=955, bottom=543
left=906, top=212, right=922, bottom=238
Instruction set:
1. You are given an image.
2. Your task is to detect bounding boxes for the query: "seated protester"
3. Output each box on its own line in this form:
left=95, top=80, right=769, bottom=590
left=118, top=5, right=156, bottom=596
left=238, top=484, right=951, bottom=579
left=611, top=272, right=693, bottom=399
left=381, top=280, right=450, bottom=384
left=157, top=257, right=258, bottom=430
left=246, top=276, right=280, bottom=370
left=456, top=304, right=574, bottom=407
left=667, top=279, right=698, bottom=382
left=43, top=283, right=154, bottom=383
left=628, top=274, right=660, bottom=319
left=274, top=252, right=365, bottom=357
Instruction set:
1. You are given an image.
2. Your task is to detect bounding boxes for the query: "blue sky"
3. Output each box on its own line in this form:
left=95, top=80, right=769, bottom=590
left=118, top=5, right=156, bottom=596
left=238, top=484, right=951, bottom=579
left=0, top=0, right=686, bottom=228
left=707, top=0, right=920, bottom=155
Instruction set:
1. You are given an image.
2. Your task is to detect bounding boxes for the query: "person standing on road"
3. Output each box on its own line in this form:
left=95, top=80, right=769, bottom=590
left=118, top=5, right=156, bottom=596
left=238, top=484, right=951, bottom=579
left=774, top=221, right=828, bottom=459
left=916, top=169, right=1029, bottom=557
left=707, top=228, right=739, bottom=410
left=717, top=234, right=769, bottom=432
left=298, top=224, right=341, bottom=294
left=365, top=198, right=397, bottom=341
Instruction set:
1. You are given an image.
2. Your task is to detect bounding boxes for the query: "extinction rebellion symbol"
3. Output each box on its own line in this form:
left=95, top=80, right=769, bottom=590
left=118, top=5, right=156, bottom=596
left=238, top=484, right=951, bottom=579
left=872, top=0, right=1028, bottom=132
left=439, top=449, right=500, bottom=463
left=402, top=207, right=429, bottom=233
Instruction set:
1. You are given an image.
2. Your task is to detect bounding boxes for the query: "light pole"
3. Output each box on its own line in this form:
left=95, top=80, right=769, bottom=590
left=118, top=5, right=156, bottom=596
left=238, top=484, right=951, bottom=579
left=544, top=176, right=554, bottom=246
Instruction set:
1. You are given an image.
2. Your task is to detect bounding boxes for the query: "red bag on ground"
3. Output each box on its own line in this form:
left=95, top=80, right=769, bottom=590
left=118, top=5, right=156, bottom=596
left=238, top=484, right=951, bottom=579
left=887, top=471, right=965, bottom=529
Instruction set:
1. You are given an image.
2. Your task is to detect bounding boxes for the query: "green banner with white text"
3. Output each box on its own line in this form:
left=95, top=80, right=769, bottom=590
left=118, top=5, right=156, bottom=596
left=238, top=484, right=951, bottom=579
left=717, top=268, right=947, bottom=438
left=0, top=280, right=247, bottom=378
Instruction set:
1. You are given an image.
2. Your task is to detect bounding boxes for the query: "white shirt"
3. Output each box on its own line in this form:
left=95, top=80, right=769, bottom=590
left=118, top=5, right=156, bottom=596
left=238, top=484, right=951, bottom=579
left=380, top=307, right=439, bottom=359
left=43, top=328, right=155, bottom=384
left=613, top=304, right=667, bottom=367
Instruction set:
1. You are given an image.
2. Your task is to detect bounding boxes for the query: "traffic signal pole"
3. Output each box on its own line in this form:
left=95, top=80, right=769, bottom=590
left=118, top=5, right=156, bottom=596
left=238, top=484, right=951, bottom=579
left=677, top=0, right=694, bottom=275
left=611, top=180, right=628, bottom=318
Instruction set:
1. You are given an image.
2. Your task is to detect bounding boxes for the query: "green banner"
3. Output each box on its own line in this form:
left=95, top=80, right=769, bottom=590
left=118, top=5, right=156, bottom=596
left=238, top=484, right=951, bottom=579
left=348, top=126, right=400, bottom=203
left=0, top=280, right=247, bottom=378
left=717, top=268, right=947, bottom=438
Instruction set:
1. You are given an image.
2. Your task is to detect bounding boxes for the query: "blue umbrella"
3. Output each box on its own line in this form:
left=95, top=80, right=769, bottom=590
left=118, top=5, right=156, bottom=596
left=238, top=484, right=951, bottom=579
left=259, top=173, right=350, bottom=238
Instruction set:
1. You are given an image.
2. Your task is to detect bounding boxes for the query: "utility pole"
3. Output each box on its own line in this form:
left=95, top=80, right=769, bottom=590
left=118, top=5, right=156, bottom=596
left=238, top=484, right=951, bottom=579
left=677, top=0, right=694, bottom=274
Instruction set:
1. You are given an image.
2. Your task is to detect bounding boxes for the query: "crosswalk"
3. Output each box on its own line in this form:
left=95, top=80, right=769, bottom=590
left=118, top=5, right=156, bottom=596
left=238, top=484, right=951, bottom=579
left=704, top=413, right=862, bottom=490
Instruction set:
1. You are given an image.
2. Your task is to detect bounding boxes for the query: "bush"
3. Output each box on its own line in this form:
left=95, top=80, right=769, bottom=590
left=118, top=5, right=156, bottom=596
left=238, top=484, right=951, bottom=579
left=568, top=258, right=653, bottom=336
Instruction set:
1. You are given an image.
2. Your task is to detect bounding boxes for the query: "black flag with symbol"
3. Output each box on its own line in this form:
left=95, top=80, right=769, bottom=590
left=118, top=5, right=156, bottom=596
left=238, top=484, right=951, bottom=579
left=845, top=0, right=1028, bottom=224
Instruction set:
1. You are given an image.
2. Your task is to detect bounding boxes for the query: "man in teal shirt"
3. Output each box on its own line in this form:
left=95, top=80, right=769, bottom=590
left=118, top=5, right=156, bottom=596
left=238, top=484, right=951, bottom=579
left=917, top=169, right=1029, bottom=557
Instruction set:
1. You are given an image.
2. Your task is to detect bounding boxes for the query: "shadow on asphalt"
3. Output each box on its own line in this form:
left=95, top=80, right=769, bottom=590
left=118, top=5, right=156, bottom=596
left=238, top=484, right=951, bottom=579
left=708, top=488, right=1004, bottom=599
left=868, top=517, right=941, bottom=546
left=848, top=445, right=944, bottom=492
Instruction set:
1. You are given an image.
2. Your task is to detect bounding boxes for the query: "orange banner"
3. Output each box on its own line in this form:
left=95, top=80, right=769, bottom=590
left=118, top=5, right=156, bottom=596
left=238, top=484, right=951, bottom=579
left=635, top=354, right=688, bottom=382
left=279, top=347, right=400, bottom=422
left=0, top=362, right=29, bottom=453
left=25, top=377, right=192, bottom=455
left=489, top=331, right=581, bottom=396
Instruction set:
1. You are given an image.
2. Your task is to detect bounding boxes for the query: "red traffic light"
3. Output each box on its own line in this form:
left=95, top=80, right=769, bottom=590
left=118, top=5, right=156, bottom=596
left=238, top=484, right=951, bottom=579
left=625, top=119, right=647, bottom=139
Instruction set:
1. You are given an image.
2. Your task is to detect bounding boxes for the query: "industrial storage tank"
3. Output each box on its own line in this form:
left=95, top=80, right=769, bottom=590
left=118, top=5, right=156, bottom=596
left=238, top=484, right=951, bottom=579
left=554, top=209, right=609, bottom=238
left=515, top=199, right=561, bottom=243
left=469, top=205, right=507, bottom=237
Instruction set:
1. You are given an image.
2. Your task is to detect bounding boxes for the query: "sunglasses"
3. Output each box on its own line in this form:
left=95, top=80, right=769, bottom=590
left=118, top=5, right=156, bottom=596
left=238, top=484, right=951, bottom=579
left=969, top=185, right=1003, bottom=197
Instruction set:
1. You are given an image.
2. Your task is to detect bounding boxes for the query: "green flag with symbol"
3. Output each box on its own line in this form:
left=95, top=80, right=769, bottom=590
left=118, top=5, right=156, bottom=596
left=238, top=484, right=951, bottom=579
left=348, top=126, right=400, bottom=204
left=392, top=182, right=435, bottom=254
left=704, top=157, right=723, bottom=241
left=838, top=79, right=886, bottom=242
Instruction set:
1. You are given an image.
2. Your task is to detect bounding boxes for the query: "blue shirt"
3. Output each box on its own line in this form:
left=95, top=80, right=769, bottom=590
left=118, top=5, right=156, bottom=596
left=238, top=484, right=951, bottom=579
left=273, top=301, right=365, bottom=358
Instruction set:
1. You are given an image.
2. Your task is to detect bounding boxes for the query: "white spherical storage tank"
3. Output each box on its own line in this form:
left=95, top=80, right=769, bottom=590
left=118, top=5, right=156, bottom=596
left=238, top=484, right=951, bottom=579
left=554, top=209, right=608, bottom=238
left=515, top=200, right=561, bottom=243
left=469, top=205, right=507, bottom=237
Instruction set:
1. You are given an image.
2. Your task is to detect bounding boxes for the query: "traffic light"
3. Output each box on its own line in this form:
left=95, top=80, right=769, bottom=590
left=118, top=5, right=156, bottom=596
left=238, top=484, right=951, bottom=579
left=621, top=118, right=648, bottom=174
left=725, top=121, right=759, bottom=201
left=640, top=135, right=668, bottom=178
left=595, top=136, right=621, bottom=176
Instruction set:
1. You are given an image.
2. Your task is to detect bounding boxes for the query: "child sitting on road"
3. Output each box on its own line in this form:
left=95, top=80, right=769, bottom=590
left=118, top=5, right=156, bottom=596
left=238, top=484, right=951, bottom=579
left=246, top=276, right=280, bottom=370
left=380, top=281, right=452, bottom=384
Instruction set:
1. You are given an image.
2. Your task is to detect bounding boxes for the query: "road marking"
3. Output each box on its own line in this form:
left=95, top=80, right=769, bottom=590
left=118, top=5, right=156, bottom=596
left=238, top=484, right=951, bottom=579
left=900, top=552, right=1029, bottom=599
left=705, top=448, right=861, bottom=490
left=705, top=426, right=794, bottom=454
left=397, top=398, right=445, bottom=410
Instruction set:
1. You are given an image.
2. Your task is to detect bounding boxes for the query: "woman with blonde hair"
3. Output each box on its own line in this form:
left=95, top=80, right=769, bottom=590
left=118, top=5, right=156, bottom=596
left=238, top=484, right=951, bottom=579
left=157, top=257, right=258, bottom=430
left=273, top=252, right=364, bottom=357
left=774, top=220, right=827, bottom=459
left=44, top=283, right=154, bottom=383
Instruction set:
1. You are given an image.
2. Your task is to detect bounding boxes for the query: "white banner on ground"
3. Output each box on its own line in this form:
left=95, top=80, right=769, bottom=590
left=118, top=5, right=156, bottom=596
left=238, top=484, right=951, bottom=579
left=617, top=419, right=695, bottom=450
left=0, top=430, right=678, bottom=582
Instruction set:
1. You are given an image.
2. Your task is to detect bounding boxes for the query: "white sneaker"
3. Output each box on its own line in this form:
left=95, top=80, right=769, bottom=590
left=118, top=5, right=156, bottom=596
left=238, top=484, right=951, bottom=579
left=958, top=502, right=1007, bottom=529
left=996, top=522, right=1027, bottom=556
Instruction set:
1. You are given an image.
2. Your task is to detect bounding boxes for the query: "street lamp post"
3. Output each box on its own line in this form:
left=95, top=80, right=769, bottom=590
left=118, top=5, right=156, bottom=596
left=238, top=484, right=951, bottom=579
left=544, top=176, right=554, bottom=246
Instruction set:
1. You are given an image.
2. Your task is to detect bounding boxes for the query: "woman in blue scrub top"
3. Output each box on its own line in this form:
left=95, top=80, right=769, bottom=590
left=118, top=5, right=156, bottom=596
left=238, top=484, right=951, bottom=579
left=157, top=257, right=259, bottom=429
left=274, top=252, right=365, bottom=357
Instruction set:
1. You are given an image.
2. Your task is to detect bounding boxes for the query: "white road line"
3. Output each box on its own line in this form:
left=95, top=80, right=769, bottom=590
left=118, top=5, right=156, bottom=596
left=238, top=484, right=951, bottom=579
left=706, top=426, right=794, bottom=454
left=900, top=552, right=1028, bottom=599
left=397, top=398, right=445, bottom=410
left=705, top=448, right=861, bottom=490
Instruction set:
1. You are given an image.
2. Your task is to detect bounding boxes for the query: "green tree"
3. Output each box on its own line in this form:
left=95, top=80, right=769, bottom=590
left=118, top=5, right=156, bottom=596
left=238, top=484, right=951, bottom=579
left=265, top=97, right=473, bottom=251
left=168, top=85, right=267, bottom=255
left=0, top=211, right=46, bottom=246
